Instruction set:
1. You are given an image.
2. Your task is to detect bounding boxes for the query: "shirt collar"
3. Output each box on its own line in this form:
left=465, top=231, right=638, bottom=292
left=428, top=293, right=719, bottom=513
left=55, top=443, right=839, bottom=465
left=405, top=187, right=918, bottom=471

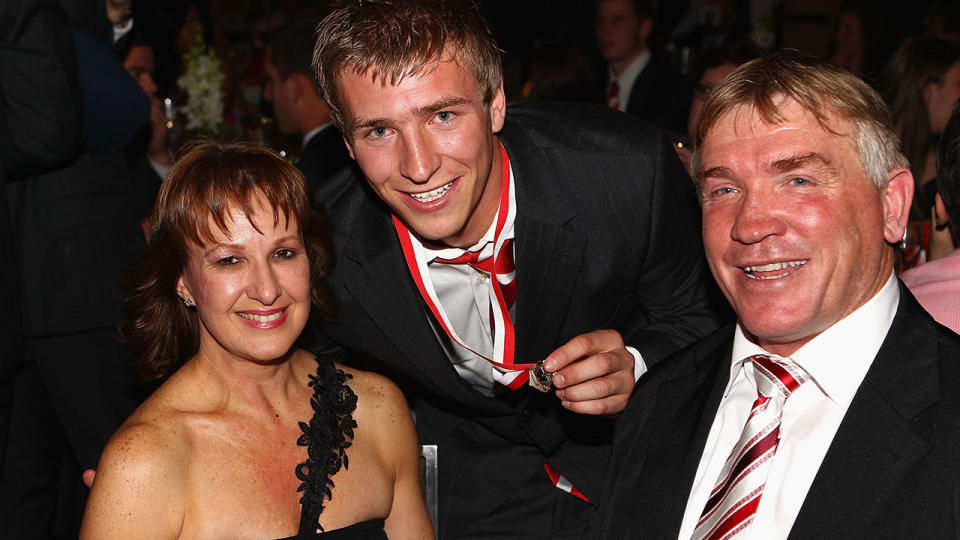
left=727, top=272, right=900, bottom=407
left=421, top=156, right=516, bottom=262
left=610, top=48, right=651, bottom=87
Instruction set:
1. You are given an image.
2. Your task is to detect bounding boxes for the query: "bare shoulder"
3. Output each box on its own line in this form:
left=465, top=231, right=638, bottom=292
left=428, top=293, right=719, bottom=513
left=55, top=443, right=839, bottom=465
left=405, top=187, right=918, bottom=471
left=337, top=364, right=412, bottom=423
left=336, top=364, right=416, bottom=459
left=80, top=397, right=188, bottom=538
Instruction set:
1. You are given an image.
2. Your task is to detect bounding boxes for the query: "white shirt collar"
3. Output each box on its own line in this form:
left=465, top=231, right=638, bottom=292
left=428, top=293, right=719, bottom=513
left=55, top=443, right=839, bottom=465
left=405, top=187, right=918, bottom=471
left=113, top=17, right=134, bottom=43
left=302, top=122, right=332, bottom=148
left=610, top=48, right=651, bottom=87
left=728, top=272, right=900, bottom=407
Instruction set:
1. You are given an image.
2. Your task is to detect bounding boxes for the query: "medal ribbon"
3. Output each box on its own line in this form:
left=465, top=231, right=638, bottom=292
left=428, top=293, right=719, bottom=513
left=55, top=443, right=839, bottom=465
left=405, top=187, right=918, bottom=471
left=393, top=143, right=530, bottom=389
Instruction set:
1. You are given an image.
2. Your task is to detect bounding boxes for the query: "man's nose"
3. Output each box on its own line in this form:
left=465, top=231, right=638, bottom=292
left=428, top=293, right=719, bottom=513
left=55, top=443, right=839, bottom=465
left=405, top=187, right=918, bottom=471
left=399, top=129, right=441, bottom=183
left=730, top=189, right=788, bottom=244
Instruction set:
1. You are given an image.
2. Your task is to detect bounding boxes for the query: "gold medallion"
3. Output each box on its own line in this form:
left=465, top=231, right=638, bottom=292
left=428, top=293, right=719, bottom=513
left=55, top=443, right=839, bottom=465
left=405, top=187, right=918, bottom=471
left=528, top=363, right=553, bottom=392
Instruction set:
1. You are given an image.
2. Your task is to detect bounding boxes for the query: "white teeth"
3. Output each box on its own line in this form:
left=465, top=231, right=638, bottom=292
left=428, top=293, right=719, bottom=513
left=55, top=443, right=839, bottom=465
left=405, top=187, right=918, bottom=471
left=743, top=260, right=807, bottom=280
left=238, top=311, right=284, bottom=323
left=409, top=182, right=453, bottom=202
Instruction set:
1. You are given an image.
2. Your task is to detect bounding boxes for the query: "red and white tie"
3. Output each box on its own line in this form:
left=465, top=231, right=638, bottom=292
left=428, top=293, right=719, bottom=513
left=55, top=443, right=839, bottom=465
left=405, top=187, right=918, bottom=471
left=434, top=239, right=517, bottom=311
left=606, top=79, right=621, bottom=110
left=693, top=355, right=807, bottom=540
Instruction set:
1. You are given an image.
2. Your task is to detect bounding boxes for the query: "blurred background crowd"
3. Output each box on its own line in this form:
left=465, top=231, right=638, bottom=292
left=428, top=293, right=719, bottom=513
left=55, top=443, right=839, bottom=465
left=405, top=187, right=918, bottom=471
left=2, top=0, right=959, bottom=538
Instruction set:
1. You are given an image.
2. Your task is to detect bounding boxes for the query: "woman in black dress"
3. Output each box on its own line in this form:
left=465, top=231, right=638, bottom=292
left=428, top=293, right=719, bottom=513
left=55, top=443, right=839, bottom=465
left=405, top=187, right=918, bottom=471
left=80, top=141, right=433, bottom=539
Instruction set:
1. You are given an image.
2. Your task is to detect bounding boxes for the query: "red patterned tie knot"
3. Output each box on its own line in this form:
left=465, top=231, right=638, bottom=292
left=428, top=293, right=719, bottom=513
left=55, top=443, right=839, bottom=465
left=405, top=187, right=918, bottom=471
left=748, top=355, right=807, bottom=399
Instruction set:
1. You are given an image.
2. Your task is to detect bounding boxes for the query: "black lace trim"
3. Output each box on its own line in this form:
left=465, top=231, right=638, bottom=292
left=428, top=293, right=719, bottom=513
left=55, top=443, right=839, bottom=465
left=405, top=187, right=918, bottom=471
left=295, top=352, right=358, bottom=534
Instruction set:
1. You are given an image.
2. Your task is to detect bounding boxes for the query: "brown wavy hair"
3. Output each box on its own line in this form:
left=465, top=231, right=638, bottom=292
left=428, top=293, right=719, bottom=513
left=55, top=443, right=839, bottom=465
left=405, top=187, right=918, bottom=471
left=121, top=141, right=337, bottom=381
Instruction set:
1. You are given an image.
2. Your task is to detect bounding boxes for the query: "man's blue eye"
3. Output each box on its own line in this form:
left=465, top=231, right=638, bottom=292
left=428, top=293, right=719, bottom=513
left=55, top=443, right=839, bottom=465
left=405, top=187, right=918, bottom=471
left=371, top=127, right=387, bottom=138
left=437, top=111, right=452, bottom=122
left=790, top=177, right=810, bottom=185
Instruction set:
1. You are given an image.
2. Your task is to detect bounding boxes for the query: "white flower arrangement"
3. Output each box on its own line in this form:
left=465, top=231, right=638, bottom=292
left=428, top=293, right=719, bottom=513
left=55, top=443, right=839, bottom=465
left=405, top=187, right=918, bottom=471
left=177, top=36, right=226, bottom=135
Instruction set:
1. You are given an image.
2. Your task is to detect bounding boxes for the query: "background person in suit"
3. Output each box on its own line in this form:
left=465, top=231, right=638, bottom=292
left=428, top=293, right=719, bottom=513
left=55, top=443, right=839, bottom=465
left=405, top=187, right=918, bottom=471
left=263, top=19, right=351, bottom=204
left=595, top=0, right=692, bottom=136
left=1, top=0, right=154, bottom=536
left=311, top=1, right=724, bottom=537
left=0, top=0, right=83, bottom=484
left=594, top=50, right=960, bottom=539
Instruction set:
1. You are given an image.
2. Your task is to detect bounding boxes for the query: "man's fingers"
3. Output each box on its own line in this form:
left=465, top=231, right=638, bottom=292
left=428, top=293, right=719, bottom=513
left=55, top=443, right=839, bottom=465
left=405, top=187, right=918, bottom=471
left=560, top=394, right=630, bottom=416
left=555, top=371, right=628, bottom=402
left=543, top=329, right=623, bottom=373
left=552, top=350, right=623, bottom=389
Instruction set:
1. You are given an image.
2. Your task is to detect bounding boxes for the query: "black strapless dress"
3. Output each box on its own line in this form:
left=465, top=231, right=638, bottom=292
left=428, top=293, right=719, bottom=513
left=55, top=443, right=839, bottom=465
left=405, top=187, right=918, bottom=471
left=275, top=352, right=387, bottom=540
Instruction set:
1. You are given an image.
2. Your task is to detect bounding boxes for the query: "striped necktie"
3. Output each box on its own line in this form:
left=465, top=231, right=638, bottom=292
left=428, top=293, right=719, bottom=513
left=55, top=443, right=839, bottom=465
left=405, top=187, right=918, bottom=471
left=693, top=355, right=808, bottom=540
left=434, top=239, right=516, bottom=310
left=606, top=79, right=621, bottom=110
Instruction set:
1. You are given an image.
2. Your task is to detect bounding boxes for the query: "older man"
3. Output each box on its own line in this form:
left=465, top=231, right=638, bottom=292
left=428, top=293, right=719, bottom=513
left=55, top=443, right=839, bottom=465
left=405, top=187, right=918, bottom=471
left=593, top=49, right=960, bottom=539
left=310, top=0, right=722, bottom=537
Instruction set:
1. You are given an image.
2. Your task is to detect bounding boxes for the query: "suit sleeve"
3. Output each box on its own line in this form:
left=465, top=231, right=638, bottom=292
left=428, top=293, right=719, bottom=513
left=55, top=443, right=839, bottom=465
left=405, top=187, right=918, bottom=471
left=0, top=0, right=82, bottom=182
left=621, top=134, right=728, bottom=366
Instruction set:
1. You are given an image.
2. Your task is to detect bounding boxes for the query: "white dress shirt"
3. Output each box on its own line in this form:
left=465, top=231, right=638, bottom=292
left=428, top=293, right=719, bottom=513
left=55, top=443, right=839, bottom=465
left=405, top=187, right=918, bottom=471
left=607, top=49, right=650, bottom=111
left=677, top=273, right=900, bottom=539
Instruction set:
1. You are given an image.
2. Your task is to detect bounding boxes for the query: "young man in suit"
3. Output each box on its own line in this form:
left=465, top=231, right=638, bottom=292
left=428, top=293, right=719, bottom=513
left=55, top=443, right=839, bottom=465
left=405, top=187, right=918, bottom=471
left=595, top=0, right=691, bottom=135
left=263, top=19, right=351, bottom=203
left=594, top=50, right=960, bottom=538
left=311, top=0, right=723, bottom=537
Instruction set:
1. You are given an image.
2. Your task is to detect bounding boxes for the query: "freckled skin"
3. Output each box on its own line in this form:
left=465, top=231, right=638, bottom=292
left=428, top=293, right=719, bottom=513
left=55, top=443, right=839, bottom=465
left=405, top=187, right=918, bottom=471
left=697, top=98, right=913, bottom=356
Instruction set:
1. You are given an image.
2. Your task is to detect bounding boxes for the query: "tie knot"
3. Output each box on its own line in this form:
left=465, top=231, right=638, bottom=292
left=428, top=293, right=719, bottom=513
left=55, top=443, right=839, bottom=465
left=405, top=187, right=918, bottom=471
left=435, top=239, right=515, bottom=276
left=748, top=355, right=807, bottom=398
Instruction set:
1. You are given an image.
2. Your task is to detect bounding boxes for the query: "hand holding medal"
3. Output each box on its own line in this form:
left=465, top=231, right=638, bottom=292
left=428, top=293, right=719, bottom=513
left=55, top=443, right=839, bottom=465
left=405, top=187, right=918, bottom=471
left=539, top=329, right=636, bottom=415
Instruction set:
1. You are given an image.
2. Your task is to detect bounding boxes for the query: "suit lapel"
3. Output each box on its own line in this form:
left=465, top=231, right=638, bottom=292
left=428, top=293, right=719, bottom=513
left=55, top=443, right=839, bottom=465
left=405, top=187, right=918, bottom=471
left=500, top=130, right=587, bottom=365
left=790, top=287, right=938, bottom=537
left=338, top=190, right=516, bottom=410
left=639, top=339, right=733, bottom=533
left=601, top=331, right=734, bottom=537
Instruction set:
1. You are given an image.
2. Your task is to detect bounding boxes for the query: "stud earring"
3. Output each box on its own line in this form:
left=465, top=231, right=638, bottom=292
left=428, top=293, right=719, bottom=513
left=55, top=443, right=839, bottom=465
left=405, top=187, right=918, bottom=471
left=183, top=298, right=194, bottom=308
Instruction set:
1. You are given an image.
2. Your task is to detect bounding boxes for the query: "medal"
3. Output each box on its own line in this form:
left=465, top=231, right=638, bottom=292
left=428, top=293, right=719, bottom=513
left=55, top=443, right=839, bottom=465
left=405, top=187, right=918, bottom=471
left=528, top=362, right=553, bottom=392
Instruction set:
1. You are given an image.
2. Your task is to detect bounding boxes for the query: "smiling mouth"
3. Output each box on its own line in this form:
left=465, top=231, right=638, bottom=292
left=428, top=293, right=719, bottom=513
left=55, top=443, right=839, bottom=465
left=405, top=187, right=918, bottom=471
left=742, top=260, right=807, bottom=280
left=238, top=309, right=286, bottom=323
left=408, top=181, right=454, bottom=203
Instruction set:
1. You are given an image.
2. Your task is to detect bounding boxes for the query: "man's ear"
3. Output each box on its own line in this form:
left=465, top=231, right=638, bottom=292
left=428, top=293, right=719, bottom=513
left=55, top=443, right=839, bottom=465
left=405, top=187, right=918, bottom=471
left=489, top=81, right=506, bottom=133
left=639, top=18, right=654, bottom=41
left=881, top=167, right=915, bottom=244
left=935, top=192, right=950, bottom=227
left=288, top=73, right=308, bottom=102
left=342, top=133, right=355, bottom=160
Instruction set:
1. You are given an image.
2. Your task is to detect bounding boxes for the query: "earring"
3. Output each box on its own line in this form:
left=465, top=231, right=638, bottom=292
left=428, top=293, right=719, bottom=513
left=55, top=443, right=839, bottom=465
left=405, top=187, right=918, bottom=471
left=183, top=298, right=194, bottom=308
